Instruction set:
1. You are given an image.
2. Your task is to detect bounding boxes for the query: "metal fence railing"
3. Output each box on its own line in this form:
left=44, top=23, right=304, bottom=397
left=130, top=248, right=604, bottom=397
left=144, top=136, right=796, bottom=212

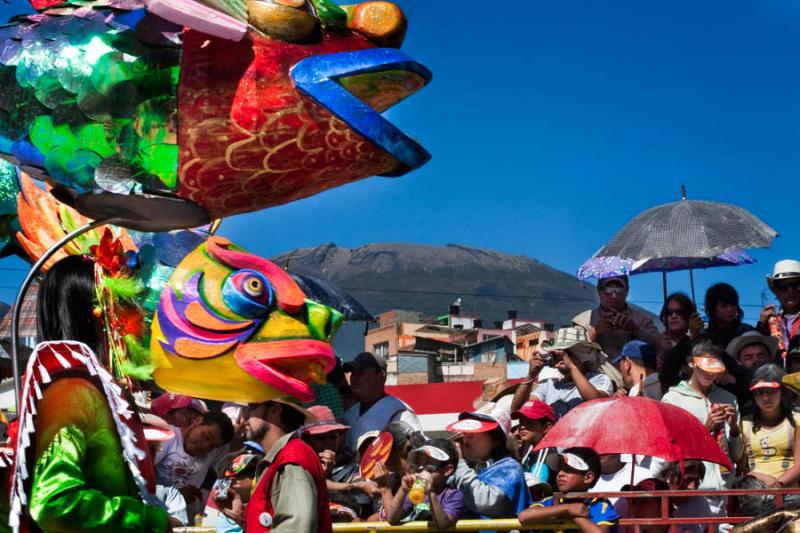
left=173, top=487, right=800, bottom=533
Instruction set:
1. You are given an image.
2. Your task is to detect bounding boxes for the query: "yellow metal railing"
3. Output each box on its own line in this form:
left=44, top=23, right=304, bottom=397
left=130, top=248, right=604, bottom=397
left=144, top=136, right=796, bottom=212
left=175, top=520, right=573, bottom=532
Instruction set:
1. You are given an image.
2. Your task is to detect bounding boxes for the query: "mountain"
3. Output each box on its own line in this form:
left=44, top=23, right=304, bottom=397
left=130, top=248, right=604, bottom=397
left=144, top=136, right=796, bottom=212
left=273, top=243, right=605, bottom=358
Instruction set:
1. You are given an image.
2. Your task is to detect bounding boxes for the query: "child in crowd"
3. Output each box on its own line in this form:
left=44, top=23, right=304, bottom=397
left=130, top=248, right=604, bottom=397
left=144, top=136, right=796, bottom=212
left=369, top=421, right=426, bottom=519
left=151, top=393, right=209, bottom=428
left=447, top=402, right=531, bottom=528
left=519, top=447, right=619, bottom=533
left=511, top=399, right=559, bottom=499
left=154, top=409, right=235, bottom=520
left=380, top=439, right=465, bottom=529
left=655, top=460, right=709, bottom=533
left=213, top=450, right=263, bottom=533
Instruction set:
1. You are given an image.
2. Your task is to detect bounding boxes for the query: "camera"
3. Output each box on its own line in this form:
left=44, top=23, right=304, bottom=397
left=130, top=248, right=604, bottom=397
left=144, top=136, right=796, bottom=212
left=541, top=350, right=560, bottom=367
left=217, top=478, right=232, bottom=500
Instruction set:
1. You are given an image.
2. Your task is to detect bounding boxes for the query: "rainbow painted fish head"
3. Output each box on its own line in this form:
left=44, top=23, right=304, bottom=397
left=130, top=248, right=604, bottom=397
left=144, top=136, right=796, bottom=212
left=151, top=236, right=342, bottom=403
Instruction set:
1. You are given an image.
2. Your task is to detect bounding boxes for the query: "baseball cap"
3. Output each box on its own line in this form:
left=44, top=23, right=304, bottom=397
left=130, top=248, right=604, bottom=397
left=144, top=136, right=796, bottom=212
left=611, top=340, right=657, bottom=367
left=511, top=400, right=556, bottom=423
left=598, top=275, right=628, bottom=288
left=447, top=401, right=512, bottom=436
left=344, top=352, right=387, bottom=372
left=409, top=444, right=451, bottom=464
left=693, top=355, right=726, bottom=374
left=223, top=452, right=261, bottom=478
left=151, top=393, right=209, bottom=418
left=561, top=452, right=591, bottom=472
left=750, top=381, right=781, bottom=392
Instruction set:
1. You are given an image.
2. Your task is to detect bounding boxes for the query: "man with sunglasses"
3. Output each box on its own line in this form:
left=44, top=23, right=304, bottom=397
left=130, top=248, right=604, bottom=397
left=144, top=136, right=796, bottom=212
left=573, top=275, right=661, bottom=359
left=757, top=259, right=800, bottom=353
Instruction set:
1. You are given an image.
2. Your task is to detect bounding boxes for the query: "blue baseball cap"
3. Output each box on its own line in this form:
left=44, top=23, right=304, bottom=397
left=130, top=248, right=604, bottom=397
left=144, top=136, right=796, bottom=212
left=611, top=340, right=657, bottom=366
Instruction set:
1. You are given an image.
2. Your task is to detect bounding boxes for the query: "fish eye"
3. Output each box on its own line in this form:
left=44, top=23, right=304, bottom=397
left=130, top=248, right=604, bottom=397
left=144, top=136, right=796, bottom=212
left=244, top=277, right=263, bottom=297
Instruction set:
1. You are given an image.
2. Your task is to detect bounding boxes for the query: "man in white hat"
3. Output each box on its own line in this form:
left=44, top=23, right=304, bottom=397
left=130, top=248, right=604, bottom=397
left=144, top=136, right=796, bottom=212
left=572, top=275, right=661, bottom=358
left=510, top=327, right=614, bottom=419
left=758, top=259, right=800, bottom=351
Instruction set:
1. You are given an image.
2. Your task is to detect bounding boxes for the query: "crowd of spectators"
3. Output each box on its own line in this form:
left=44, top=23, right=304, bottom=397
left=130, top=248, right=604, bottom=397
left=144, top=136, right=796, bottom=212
left=133, top=259, right=800, bottom=532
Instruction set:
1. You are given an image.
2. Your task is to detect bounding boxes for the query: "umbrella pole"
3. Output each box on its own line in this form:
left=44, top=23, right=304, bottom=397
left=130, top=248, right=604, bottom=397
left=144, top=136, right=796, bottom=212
left=662, top=272, right=667, bottom=300
left=630, top=454, right=636, bottom=486
left=689, top=268, right=696, bottom=303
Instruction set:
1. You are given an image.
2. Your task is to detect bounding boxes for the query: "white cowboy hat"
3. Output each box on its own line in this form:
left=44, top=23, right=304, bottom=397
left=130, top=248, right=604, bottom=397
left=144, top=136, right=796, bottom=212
left=767, top=259, right=800, bottom=292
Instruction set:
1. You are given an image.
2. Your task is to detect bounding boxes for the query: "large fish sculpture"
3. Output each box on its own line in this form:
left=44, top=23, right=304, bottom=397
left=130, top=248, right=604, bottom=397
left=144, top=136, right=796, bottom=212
left=8, top=168, right=341, bottom=403
left=0, top=0, right=431, bottom=231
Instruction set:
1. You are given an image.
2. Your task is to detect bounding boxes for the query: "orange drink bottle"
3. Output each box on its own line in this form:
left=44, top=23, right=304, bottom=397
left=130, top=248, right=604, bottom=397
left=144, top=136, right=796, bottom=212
left=408, top=479, right=426, bottom=504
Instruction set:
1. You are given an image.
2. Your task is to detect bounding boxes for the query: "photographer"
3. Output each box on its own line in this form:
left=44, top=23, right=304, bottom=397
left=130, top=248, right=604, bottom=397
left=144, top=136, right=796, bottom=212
left=572, top=275, right=661, bottom=359
left=511, top=327, right=614, bottom=419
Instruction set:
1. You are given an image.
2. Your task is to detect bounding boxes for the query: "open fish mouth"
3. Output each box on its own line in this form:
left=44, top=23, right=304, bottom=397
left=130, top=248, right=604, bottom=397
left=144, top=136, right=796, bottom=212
left=291, top=47, right=432, bottom=176
left=235, top=339, right=336, bottom=402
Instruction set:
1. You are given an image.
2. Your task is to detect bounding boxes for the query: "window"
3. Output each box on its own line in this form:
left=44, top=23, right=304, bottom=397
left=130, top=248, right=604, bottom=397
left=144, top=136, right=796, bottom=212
left=373, top=341, right=389, bottom=358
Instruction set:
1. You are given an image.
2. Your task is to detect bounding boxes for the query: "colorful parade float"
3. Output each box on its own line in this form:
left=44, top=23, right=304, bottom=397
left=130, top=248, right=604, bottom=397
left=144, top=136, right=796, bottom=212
left=0, top=0, right=432, bottom=529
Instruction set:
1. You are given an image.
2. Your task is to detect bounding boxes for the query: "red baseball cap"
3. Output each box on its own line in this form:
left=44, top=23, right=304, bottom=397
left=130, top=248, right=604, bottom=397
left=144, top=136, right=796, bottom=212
left=151, top=393, right=209, bottom=417
left=511, top=400, right=556, bottom=423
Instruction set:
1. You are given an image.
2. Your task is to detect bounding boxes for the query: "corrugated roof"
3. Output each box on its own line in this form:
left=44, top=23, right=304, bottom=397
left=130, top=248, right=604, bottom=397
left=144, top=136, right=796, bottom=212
left=0, top=283, right=39, bottom=340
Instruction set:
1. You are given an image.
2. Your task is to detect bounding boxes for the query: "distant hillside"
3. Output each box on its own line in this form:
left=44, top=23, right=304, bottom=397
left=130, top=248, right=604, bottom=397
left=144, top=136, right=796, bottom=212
left=273, top=243, right=604, bottom=358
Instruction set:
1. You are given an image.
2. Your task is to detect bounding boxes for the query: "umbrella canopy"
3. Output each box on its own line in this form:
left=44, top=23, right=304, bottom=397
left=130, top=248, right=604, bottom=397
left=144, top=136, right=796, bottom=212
left=534, top=396, right=733, bottom=470
left=594, top=198, right=776, bottom=261
left=577, top=249, right=756, bottom=281
left=289, top=273, right=374, bottom=322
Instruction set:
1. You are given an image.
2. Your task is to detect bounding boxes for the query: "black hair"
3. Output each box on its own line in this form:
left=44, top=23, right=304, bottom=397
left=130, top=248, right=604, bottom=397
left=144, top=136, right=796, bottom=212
left=705, top=283, right=744, bottom=328
left=423, top=438, right=458, bottom=469
left=201, top=410, right=235, bottom=444
left=562, top=447, right=601, bottom=485
left=275, top=402, right=306, bottom=433
left=751, top=364, right=795, bottom=432
left=660, top=292, right=696, bottom=325
left=384, top=420, right=425, bottom=455
left=730, top=475, right=775, bottom=517
left=690, top=339, right=724, bottom=360
left=37, top=255, right=99, bottom=349
left=656, top=460, right=706, bottom=487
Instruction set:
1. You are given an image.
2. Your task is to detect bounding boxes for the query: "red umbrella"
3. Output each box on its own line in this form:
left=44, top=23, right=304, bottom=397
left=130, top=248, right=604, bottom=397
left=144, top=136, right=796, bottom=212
left=534, top=396, right=732, bottom=470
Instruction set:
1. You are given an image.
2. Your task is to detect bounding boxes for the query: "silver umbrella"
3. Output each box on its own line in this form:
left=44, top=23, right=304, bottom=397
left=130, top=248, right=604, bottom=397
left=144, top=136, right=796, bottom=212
left=583, top=186, right=778, bottom=300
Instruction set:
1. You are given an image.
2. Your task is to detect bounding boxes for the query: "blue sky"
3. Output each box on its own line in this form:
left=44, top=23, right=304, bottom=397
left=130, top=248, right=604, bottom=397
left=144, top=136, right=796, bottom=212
left=1, top=0, right=799, bottom=323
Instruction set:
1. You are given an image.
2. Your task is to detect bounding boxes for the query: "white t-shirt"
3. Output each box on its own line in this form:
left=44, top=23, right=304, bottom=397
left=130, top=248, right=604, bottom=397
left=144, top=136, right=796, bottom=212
left=154, top=425, right=225, bottom=489
left=533, top=372, right=614, bottom=418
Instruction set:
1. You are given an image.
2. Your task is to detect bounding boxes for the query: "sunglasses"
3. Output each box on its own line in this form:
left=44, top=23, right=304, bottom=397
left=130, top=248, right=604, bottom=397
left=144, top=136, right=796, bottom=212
left=664, top=308, right=689, bottom=318
left=413, top=463, right=446, bottom=474
left=601, top=286, right=626, bottom=295
left=776, top=283, right=800, bottom=293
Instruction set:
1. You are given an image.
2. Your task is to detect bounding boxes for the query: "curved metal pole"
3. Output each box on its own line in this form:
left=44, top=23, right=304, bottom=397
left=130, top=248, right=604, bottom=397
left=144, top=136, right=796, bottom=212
left=11, top=218, right=117, bottom=408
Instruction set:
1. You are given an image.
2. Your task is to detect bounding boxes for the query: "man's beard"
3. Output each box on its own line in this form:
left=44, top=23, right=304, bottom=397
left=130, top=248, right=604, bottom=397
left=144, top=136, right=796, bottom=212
left=246, top=421, right=269, bottom=442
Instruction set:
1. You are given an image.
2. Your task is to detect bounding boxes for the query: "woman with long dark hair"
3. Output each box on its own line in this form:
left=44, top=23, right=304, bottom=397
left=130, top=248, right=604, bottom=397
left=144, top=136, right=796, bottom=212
left=11, top=255, right=170, bottom=532
left=703, top=283, right=753, bottom=348
left=741, top=364, right=800, bottom=488
left=659, top=292, right=702, bottom=393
